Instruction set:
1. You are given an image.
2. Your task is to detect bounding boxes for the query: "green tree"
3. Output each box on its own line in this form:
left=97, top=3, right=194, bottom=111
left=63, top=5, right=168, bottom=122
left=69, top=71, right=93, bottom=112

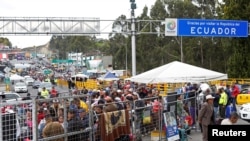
left=0, top=37, right=12, bottom=48
left=220, top=0, right=250, bottom=77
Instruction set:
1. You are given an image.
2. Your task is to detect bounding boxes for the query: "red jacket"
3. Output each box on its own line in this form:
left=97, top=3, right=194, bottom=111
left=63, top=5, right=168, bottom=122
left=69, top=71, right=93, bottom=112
left=232, top=85, right=240, bottom=98
left=51, top=89, right=57, bottom=96
left=37, top=113, right=45, bottom=124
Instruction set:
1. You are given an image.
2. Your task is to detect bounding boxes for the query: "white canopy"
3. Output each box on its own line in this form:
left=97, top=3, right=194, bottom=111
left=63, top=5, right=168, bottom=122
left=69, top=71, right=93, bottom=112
left=10, top=74, right=25, bottom=81
left=71, top=73, right=88, bottom=78
left=128, top=61, right=228, bottom=83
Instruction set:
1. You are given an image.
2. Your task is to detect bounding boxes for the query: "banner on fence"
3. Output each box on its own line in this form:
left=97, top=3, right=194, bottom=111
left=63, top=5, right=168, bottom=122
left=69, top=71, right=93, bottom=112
left=164, top=112, right=179, bottom=141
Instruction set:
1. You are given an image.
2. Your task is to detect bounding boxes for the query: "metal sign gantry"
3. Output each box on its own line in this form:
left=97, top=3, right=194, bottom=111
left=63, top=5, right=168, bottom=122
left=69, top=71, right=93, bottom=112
left=0, top=17, right=165, bottom=77
left=0, top=17, right=165, bottom=36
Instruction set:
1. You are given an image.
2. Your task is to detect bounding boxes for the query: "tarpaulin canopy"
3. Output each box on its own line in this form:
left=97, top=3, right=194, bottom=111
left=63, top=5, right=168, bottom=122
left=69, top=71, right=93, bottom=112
left=97, top=72, right=119, bottom=81
left=128, top=61, right=228, bottom=83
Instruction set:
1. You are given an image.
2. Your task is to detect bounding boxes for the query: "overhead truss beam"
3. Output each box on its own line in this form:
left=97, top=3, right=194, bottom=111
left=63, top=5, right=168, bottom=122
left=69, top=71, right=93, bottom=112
left=0, top=17, right=165, bottom=36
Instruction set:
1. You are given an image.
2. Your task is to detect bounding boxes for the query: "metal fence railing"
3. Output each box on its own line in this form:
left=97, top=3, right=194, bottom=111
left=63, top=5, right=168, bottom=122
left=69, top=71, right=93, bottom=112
left=0, top=91, right=199, bottom=141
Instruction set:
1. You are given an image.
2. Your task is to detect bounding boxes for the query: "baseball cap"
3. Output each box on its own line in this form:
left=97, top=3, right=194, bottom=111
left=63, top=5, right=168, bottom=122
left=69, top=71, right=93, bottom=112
left=78, top=108, right=86, bottom=113
left=68, top=109, right=77, bottom=114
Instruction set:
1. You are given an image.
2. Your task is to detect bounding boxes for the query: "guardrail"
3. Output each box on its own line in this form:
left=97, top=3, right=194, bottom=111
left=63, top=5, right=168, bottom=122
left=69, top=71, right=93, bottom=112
left=57, top=79, right=99, bottom=90
left=56, top=78, right=250, bottom=95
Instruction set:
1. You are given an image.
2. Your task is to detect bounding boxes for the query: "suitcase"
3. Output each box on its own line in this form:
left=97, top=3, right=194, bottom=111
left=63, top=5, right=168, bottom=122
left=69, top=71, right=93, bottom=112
left=236, top=94, right=250, bottom=105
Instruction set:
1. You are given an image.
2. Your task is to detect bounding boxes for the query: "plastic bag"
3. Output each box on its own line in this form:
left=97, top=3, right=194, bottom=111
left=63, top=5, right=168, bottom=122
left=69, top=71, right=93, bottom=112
left=143, top=110, right=151, bottom=124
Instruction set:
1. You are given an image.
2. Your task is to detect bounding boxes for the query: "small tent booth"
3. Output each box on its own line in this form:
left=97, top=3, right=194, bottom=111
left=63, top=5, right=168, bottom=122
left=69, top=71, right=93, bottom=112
left=97, top=72, right=119, bottom=81
left=71, top=73, right=89, bottom=81
left=97, top=72, right=119, bottom=88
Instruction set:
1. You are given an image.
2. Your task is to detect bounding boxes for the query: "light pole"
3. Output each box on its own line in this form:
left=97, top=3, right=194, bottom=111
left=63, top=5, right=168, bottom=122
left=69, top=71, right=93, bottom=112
left=126, top=40, right=128, bottom=77
left=130, top=0, right=137, bottom=76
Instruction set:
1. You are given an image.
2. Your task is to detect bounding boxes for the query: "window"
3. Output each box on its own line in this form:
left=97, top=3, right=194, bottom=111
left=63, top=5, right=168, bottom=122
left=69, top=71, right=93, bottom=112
left=4, top=94, right=18, bottom=100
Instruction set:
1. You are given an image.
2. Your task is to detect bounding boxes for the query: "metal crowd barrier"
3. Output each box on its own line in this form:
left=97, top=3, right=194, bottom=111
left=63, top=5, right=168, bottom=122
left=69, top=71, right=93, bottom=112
left=0, top=91, right=199, bottom=141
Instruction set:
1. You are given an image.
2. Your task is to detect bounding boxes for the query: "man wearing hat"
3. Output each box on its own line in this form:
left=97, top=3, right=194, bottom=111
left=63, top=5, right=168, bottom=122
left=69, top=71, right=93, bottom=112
left=49, top=99, right=63, bottom=121
left=198, top=94, right=215, bottom=141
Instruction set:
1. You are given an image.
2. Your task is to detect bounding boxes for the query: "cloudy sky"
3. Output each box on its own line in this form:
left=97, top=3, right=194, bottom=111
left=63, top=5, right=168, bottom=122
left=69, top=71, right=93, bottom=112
left=0, top=0, right=156, bottom=48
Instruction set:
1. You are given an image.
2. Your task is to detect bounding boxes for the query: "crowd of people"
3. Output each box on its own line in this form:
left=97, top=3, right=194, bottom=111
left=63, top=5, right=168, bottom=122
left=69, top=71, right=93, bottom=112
left=198, top=83, right=241, bottom=141
left=1, top=77, right=244, bottom=141
left=3, top=80, right=168, bottom=141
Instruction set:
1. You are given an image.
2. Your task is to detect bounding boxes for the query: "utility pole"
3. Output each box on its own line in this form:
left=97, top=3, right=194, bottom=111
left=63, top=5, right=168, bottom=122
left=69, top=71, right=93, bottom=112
left=130, top=0, right=136, bottom=76
left=200, top=0, right=204, bottom=66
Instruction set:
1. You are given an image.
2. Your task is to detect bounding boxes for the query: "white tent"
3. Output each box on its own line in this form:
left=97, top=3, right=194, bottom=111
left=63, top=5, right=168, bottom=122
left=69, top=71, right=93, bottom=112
left=128, top=61, right=228, bottom=83
left=71, top=73, right=89, bottom=78
left=71, top=73, right=89, bottom=81
left=10, top=74, right=25, bottom=81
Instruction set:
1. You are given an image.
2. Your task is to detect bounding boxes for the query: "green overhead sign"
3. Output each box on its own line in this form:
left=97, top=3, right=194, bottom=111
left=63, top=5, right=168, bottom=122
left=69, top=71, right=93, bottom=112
left=4, top=77, right=10, bottom=85
left=44, top=69, right=52, bottom=75
left=52, top=59, right=74, bottom=63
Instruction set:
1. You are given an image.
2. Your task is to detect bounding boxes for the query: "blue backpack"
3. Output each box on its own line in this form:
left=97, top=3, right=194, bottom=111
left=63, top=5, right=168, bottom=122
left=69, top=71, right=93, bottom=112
left=225, top=104, right=235, bottom=118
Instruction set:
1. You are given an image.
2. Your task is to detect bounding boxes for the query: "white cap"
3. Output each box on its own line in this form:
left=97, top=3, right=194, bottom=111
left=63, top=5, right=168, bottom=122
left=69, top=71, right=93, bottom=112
left=115, top=97, right=121, bottom=101
left=117, top=89, right=122, bottom=93
left=206, top=95, right=215, bottom=100
left=129, top=88, right=133, bottom=92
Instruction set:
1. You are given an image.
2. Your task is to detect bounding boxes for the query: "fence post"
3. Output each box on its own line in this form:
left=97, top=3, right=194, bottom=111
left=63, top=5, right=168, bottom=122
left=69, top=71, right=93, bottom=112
left=63, top=98, right=68, bottom=141
left=88, top=95, right=93, bottom=141
left=0, top=97, right=3, bottom=141
left=130, top=100, right=135, bottom=141
left=32, top=98, right=38, bottom=140
left=159, top=96, right=163, bottom=141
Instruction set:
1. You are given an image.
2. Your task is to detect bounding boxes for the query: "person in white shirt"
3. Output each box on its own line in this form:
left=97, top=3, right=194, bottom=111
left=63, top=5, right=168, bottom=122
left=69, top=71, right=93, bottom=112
left=221, top=112, right=239, bottom=125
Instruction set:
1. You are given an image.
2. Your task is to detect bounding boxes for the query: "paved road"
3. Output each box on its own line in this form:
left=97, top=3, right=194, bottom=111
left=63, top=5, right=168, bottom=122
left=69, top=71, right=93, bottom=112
left=0, top=82, right=69, bottom=98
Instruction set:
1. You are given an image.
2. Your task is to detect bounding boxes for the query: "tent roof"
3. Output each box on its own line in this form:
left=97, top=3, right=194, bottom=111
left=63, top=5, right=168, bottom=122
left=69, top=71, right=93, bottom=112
left=10, top=74, right=24, bottom=81
left=129, top=61, right=228, bottom=83
left=98, top=72, right=119, bottom=81
left=71, top=73, right=88, bottom=78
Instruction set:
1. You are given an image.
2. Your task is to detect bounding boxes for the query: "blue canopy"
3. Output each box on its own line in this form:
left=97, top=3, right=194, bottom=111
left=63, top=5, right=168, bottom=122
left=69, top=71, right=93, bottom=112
left=98, top=72, right=119, bottom=81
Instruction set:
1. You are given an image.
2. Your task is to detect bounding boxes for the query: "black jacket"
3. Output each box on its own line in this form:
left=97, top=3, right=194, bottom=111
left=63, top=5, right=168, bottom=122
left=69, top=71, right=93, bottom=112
left=212, top=93, right=221, bottom=107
